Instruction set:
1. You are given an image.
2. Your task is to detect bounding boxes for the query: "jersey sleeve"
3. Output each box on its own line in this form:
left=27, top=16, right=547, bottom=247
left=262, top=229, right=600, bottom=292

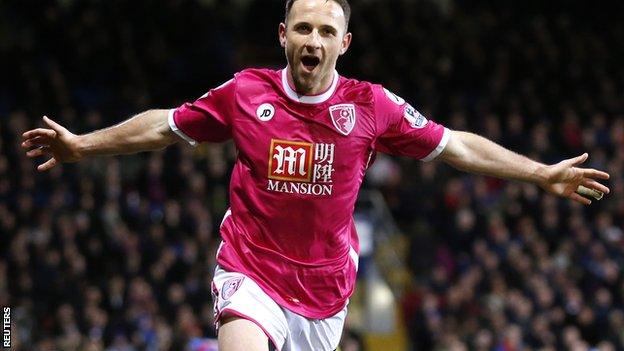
left=168, top=77, right=236, bottom=145
left=373, top=85, right=450, bottom=161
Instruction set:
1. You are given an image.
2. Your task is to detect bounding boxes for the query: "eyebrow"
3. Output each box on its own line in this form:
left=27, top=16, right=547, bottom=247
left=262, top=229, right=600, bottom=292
left=292, top=21, right=339, bottom=34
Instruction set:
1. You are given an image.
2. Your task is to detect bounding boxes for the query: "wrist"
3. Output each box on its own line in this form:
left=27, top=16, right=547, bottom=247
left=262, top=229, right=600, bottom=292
left=73, top=134, right=88, bottom=159
left=532, top=163, right=549, bottom=186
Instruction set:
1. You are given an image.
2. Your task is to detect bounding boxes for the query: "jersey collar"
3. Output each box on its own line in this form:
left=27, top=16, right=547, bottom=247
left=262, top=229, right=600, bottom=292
left=281, top=68, right=339, bottom=104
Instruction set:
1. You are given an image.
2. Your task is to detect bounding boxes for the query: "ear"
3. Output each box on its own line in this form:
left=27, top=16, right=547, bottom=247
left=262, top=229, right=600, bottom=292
left=339, top=32, right=352, bottom=55
left=278, top=23, right=287, bottom=48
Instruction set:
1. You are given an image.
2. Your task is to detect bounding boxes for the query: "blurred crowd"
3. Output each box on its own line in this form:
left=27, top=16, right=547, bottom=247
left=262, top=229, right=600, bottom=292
left=1, top=0, right=624, bottom=350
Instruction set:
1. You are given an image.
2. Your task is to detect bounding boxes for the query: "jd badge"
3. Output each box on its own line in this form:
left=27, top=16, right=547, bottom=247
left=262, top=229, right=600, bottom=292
left=257, top=103, right=275, bottom=121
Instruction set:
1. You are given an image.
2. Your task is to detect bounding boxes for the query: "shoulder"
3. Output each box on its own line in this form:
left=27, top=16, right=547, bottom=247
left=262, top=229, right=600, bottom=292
left=231, top=68, right=281, bottom=96
left=235, top=68, right=280, bottom=84
left=337, top=75, right=375, bottom=102
left=337, top=76, right=398, bottom=106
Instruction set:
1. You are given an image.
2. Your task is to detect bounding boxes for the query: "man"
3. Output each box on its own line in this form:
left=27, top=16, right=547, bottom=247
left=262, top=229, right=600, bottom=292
left=21, top=0, right=610, bottom=350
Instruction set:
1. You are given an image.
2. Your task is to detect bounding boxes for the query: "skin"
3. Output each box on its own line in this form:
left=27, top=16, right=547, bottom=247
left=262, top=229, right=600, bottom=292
left=438, top=131, right=610, bottom=205
left=21, top=111, right=177, bottom=171
left=218, top=317, right=268, bottom=351
left=20, top=0, right=611, bottom=349
left=279, top=0, right=352, bottom=95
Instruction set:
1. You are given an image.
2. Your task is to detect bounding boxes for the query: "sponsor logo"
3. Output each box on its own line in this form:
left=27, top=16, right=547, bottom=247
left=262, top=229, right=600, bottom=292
left=268, top=140, right=314, bottom=182
left=383, top=88, right=405, bottom=105
left=267, top=139, right=336, bottom=196
left=256, top=103, right=275, bottom=121
left=222, top=277, right=244, bottom=300
left=329, top=104, right=356, bottom=136
left=404, top=104, right=428, bottom=128
left=267, top=180, right=333, bottom=196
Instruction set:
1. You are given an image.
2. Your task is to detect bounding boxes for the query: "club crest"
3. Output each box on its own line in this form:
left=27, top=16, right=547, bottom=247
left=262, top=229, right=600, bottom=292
left=329, top=104, right=356, bottom=136
left=221, top=277, right=244, bottom=300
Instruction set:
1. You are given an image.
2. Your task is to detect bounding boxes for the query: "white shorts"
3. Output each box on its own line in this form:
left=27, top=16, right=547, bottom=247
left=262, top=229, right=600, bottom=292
left=212, top=266, right=347, bottom=351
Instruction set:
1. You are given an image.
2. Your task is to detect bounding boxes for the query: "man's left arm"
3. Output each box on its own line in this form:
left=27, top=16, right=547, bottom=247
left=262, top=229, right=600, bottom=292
left=437, top=130, right=611, bottom=205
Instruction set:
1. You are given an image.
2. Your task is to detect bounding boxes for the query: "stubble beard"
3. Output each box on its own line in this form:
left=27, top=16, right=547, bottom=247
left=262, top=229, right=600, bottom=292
left=293, top=71, right=315, bottom=95
left=292, top=65, right=329, bottom=96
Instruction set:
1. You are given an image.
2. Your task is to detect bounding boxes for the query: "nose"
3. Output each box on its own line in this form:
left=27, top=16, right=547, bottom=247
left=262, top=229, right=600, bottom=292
left=304, top=29, right=322, bottom=50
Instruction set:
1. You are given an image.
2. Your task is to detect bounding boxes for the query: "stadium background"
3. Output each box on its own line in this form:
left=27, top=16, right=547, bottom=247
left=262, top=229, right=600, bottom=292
left=1, top=0, right=624, bottom=350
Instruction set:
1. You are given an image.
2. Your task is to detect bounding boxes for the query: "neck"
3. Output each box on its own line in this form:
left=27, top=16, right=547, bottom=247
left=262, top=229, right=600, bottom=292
left=286, top=66, right=334, bottom=96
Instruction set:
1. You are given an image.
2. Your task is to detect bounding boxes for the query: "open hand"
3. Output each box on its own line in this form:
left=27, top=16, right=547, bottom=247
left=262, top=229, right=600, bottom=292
left=539, top=153, right=610, bottom=205
left=21, top=116, right=83, bottom=172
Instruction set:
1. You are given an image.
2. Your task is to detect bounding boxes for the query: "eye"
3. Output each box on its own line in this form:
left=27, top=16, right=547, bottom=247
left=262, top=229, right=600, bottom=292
left=295, top=24, right=312, bottom=34
left=321, top=28, right=336, bottom=36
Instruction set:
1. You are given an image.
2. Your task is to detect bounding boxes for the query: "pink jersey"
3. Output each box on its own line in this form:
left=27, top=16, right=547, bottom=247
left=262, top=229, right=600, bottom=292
left=169, top=68, right=450, bottom=318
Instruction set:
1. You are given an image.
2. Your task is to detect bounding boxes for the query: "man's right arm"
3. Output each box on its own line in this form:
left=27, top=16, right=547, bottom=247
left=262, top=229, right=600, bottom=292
left=22, top=109, right=181, bottom=171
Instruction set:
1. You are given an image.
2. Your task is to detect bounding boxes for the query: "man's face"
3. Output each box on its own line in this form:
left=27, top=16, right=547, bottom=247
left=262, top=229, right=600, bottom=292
left=279, top=0, right=352, bottom=94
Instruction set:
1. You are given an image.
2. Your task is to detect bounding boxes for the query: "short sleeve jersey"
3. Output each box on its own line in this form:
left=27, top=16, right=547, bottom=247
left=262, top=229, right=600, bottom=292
left=170, top=68, right=450, bottom=319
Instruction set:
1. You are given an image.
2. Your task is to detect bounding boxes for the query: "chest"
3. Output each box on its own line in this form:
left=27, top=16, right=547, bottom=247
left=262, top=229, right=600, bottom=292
left=230, top=96, right=376, bottom=182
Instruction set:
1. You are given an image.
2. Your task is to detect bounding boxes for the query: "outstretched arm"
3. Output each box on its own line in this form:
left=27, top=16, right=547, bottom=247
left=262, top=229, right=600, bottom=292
left=437, top=130, right=610, bottom=205
left=22, top=109, right=180, bottom=172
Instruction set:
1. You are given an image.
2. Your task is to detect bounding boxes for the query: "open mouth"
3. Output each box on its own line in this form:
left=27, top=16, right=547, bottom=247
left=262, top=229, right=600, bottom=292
left=301, top=56, right=321, bottom=72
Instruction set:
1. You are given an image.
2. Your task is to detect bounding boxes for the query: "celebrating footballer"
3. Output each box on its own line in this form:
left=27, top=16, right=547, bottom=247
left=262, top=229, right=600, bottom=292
left=22, top=0, right=611, bottom=350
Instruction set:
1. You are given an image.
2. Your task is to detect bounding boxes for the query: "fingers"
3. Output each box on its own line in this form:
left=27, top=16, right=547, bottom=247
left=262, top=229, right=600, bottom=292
left=37, top=158, right=58, bottom=172
left=42, top=115, right=66, bottom=133
left=21, top=135, right=53, bottom=149
left=26, top=146, right=52, bottom=158
left=22, top=128, right=57, bottom=140
left=577, top=185, right=604, bottom=201
left=581, top=179, right=610, bottom=195
left=580, top=168, right=610, bottom=180
left=21, top=116, right=66, bottom=140
left=22, top=117, right=66, bottom=173
left=567, top=153, right=588, bottom=167
left=569, top=192, right=592, bottom=206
